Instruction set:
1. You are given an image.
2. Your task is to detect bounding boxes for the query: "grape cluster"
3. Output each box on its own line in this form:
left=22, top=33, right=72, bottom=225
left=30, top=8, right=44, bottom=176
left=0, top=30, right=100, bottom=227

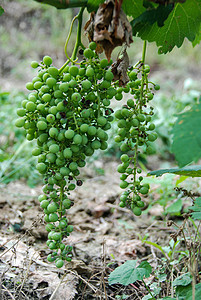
left=15, top=42, right=116, bottom=267
left=114, top=63, right=159, bottom=216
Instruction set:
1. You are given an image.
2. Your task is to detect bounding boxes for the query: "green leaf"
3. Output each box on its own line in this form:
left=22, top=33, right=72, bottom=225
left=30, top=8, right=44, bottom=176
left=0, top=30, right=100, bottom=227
left=122, top=0, right=145, bottom=18
left=171, top=102, right=201, bottom=167
left=87, top=0, right=104, bottom=12
left=176, top=282, right=201, bottom=300
left=192, top=24, right=201, bottom=47
left=165, top=199, right=182, bottom=214
left=188, top=197, right=201, bottom=220
left=148, top=165, right=201, bottom=178
left=132, top=4, right=174, bottom=30
left=131, top=0, right=201, bottom=54
left=0, top=6, right=4, bottom=16
left=173, top=272, right=192, bottom=287
left=108, top=260, right=152, bottom=286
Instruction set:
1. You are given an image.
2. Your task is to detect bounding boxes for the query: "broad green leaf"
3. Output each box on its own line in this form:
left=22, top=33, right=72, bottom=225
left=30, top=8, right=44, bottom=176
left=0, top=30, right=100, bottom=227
left=186, top=283, right=201, bottom=300
left=148, top=165, right=201, bottom=178
left=108, top=260, right=152, bottom=286
left=171, top=102, right=201, bottom=167
left=173, top=272, right=192, bottom=287
left=131, top=0, right=201, bottom=54
left=0, top=6, right=4, bottom=16
left=87, top=0, right=104, bottom=12
left=188, top=197, right=201, bottom=220
left=192, top=24, right=201, bottom=47
left=165, top=199, right=182, bottom=214
left=122, top=0, right=145, bottom=18
left=132, top=4, right=174, bottom=30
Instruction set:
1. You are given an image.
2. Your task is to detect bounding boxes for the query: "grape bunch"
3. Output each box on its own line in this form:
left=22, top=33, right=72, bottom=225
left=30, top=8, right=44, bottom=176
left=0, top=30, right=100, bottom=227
left=114, top=63, right=160, bottom=216
left=15, top=42, right=116, bottom=267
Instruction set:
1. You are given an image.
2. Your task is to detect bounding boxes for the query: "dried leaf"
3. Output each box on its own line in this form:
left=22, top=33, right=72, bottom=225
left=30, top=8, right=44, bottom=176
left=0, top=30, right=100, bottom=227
left=85, top=0, right=133, bottom=60
left=111, top=48, right=129, bottom=86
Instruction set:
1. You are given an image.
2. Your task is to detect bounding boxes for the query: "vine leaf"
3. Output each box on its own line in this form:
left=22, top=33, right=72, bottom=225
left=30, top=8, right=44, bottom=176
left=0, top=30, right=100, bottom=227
left=87, top=0, right=105, bottom=13
left=0, top=6, right=4, bottom=16
left=108, top=260, right=152, bottom=286
left=188, top=197, right=201, bottom=220
left=171, top=101, right=201, bottom=167
left=122, top=0, right=145, bottom=18
left=192, top=24, right=201, bottom=47
left=131, top=0, right=201, bottom=54
left=148, top=165, right=201, bottom=177
left=132, top=4, right=174, bottom=29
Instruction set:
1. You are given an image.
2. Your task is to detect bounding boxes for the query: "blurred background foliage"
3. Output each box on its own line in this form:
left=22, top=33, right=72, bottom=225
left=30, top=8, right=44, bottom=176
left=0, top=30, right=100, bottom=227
left=0, top=0, right=201, bottom=186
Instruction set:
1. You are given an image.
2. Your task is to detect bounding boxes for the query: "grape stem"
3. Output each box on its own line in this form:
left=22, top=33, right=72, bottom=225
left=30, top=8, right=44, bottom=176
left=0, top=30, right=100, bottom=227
left=71, top=7, right=85, bottom=61
left=139, top=40, right=147, bottom=110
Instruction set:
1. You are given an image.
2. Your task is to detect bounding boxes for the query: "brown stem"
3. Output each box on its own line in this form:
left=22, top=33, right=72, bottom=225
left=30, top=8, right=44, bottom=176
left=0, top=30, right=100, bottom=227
left=33, top=0, right=87, bottom=9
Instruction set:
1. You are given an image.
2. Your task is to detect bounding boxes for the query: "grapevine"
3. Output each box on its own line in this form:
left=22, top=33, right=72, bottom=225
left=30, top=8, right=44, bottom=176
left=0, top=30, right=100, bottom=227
left=15, top=6, right=160, bottom=267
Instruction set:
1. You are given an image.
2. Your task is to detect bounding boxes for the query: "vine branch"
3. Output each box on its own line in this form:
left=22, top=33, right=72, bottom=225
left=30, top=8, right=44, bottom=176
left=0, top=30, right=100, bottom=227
left=33, top=0, right=87, bottom=9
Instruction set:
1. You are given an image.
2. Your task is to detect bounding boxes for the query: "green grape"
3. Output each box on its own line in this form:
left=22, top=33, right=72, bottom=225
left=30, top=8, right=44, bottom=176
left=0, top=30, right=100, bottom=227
left=100, top=58, right=108, bottom=68
left=65, top=129, right=75, bottom=139
left=105, top=70, right=114, bottom=81
left=46, top=77, right=57, bottom=88
left=154, top=84, right=160, bottom=90
left=37, top=121, right=47, bottom=130
left=73, top=134, right=82, bottom=145
left=48, top=67, right=58, bottom=78
left=36, top=163, right=47, bottom=173
left=49, top=144, right=60, bottom=153
left=91, top=140, right=101, bottom=149
left=66, top=225, right=73, bottom=233
left=121, top=154, right=129, bottom=163
left=82, top=80, right=92, bottom=90
left=47, top=203, right=58, bottom=213
left=97, top=116, right=107, bottom=126
left=55, top=259, right=64, bottom=268
left=80, top=123, right=89, bottom=133
left=120, top=181, right=129, bottom=189
left=133, top=207, right=142, bottom=216
left=148, top=133, right=157, bottom=142
left=15, top=118, right=25, bottom=128
left=60, top=167, right=70, bottom=176
left=89, top=41, right=97, bottom=50
left=63, top=148, right=72, bottom=158
left=87, top=126, right=96, bottom=136
left=43, top=56, right=52, bottom=66
left=86, top=67, right=94, bottom=77
left=49, top=213, right=59, bottom=222
left=40, top=200, right=50, bottom=209
left=46, top=114, right=55, bottom=123
left=139, top=186, right=149, bottom=194
left=31, top=61, right=39, bottom=68
left=69, top=162, right=78, bottom=171
left=68, top=183, right=76, bottom=190
left=59, top=82, right=69, bottom=92
left=42, top=93, right=51, bottom=102
left=26, top=82, right=34, bottom=90
left=63, top=199, right=71, bottom=209
left=32, top=148, right=42, bottom=156
left=71, top=92, right=81, bottom=102
left=84, top=48, right=94, bottom=59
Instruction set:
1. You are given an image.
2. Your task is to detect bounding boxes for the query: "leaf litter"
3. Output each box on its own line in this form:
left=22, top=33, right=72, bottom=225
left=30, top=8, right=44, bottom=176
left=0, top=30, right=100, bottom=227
left=0, top=160, right=189, bottom=299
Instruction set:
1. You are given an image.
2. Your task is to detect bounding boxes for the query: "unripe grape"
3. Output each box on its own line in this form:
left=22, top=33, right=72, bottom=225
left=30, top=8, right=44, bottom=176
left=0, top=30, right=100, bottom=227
left=49, top=144, right=60, bottom=153
left=71, top=92, right=81, bottom=102
left=120, top=181, right=129, bottom=189
left=48, top=67, right=58, bottom=78
left=84, top=48, right=94, bottom=59
left=47, top=203, right=58, bottom=213
left=43, top=55, right=52, bottom=66
left=154, top=84, right=160, bottom=90
left=133, top=207, right=142, bottom=216
left=31, top=61, right=39, bottom=68
left=46, top=114, right=55, bottom=123
left=37, top=121, right=47, bottom=130
left=60, top=167, right=70, bottom=176
left=66, top=225, right=73, bottom=233
left=46, top=77, right=57, bottom=88
left=89, top=41, right=97, bottom=50
left=100, top=58, right=108, bottom=68
left=69, top=162, right=78, bottom=171
left=15, top=118, right=25, bottom=128
left=49, top=213, right=59, bottom=222
left=56, top=259, right=64, bottom=268
left=36, top=163, right=47, bottom=173
left=82, top=80, right=92, bottom=90
left=121, top=154, right=129, bottom=163
left=65, top=129, right=75, bottom=139
left=97, top=116, right=107, bottom=126
left=63, top=199, right=71, bottom=209
left=49, top=127, right=59, bottom=138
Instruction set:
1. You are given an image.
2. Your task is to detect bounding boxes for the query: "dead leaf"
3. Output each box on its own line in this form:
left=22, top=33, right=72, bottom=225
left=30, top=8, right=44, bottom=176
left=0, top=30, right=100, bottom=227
left=111, top=47, right=129, bottom=86
left=85, top=0, right=133, bottom=60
